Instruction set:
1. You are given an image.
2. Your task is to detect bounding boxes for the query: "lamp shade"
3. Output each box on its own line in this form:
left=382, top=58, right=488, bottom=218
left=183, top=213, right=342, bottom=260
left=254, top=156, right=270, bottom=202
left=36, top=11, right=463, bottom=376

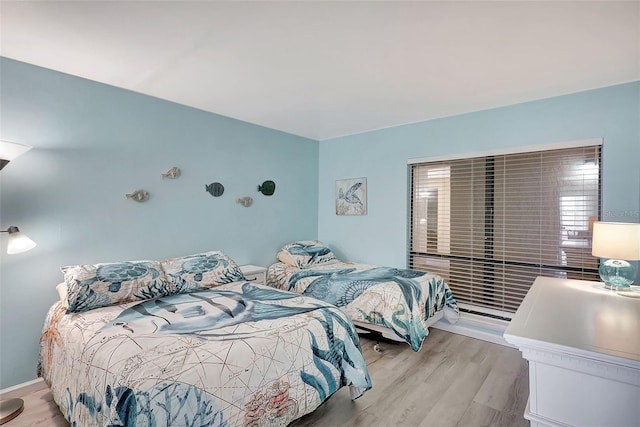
left=6, top=226, right=37, bottom=254
left=0, top=140, right=32, bottom=170
left=592, top=222, right=640, bottom=260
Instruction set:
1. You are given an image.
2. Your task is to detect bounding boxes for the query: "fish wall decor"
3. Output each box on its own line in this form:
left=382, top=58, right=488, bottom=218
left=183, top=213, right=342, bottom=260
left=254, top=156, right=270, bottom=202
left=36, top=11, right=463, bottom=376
left=206, top=182, right=225, bottom=197
left=161, top=167, right=181, bottom=179
left=237, top=197, right=253, bottom=207
left=258, top=180, right=276, bottom=196
left=126, top=190, right=150, bottom=202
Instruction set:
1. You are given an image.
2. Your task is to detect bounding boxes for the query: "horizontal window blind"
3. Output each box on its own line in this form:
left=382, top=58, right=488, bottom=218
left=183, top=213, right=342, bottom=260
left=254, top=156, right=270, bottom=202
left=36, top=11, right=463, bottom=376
left=409, top=144, right=601, bottom=317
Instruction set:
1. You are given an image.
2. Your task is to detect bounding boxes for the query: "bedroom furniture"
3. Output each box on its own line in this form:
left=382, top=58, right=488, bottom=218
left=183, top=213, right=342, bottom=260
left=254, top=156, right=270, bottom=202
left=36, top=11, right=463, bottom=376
left=504, top=276, right=640, bottom=427
left=5, top=329, right=532, bottom=427
left=1, top=226, right=36, bottom=254
left=591, top=221, right=640, bottom=289
left=268, top=240, right=460, bottom=351
left=240, top=264, right=267, bottom=285
left=42, top=252, right=372, bottom=426
left=353, top=311, right=444, bottom=343
left=268, top=259, right=457, bottom=351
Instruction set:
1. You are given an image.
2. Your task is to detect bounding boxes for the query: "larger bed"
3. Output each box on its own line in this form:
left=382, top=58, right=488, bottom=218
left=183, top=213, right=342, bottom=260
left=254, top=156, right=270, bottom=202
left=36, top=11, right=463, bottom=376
left=39, top=251, right=371, bottom=426
left=267, top=241, right=460, bottom=351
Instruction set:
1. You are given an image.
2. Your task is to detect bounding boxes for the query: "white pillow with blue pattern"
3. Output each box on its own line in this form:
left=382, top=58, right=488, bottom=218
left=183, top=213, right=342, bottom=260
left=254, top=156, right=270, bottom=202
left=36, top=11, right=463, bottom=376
left=62, top=260, right=170, bottom=313
left=160, top=250, right=246, bottom=293
left=277, top=240, right=338, bottom=269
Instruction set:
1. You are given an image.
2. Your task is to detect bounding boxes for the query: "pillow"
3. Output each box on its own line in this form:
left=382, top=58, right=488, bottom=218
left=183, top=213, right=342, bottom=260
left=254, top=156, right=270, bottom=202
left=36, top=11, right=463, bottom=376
left=277, top=240, right=337, bottom=268
left=62, top=260, right=170, bottom=313
left=55, top=282, right=68, bottom=308
left=160, top=250, right=245, bottom=293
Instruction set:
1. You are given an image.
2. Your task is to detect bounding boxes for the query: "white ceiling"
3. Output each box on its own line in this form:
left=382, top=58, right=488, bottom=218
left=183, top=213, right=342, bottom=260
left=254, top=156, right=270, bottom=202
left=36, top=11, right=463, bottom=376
left=1, top=1, right=638, bottom=141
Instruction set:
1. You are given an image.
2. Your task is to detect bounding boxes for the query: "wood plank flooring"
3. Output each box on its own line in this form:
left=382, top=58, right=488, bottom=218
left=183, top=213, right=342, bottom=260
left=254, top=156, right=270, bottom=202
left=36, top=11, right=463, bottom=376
left=6, top=329, right=529, bottom=427
left=292, top=329, right=529, bottom=427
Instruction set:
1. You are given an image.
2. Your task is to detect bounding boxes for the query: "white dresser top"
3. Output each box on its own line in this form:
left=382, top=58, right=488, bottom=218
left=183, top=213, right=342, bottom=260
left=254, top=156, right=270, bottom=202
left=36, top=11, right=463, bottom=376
left=504, top=276, right=640, bottom=363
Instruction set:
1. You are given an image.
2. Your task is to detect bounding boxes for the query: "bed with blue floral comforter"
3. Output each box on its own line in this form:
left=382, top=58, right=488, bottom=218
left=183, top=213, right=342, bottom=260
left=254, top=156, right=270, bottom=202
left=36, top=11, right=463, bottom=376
left=39, top=281, right=371, bottom=426
left=267, top=260, right=460, bottom=351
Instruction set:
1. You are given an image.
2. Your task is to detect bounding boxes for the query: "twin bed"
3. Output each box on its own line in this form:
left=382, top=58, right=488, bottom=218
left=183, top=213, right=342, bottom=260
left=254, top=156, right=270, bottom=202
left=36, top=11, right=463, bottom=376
left=39, top=244, right=458, bottom=426
left=267, top=241, right=459, bottom=351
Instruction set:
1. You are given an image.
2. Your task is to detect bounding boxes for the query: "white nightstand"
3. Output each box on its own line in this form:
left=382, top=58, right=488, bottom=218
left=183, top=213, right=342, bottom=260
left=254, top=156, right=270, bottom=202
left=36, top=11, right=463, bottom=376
left=240, top=265, right=267, bottom=286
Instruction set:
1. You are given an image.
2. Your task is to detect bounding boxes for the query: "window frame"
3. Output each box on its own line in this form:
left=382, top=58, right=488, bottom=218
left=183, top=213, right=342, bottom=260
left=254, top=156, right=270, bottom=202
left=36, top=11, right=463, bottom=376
left=407, top=138, right=602, bottom=319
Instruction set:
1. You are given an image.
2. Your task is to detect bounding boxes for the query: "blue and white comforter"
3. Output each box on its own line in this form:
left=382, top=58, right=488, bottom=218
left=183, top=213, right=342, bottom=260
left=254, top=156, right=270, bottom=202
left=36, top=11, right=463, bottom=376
left=39, top=282, right=371, bottom=426
left=267, top=261, right=459, bottom=351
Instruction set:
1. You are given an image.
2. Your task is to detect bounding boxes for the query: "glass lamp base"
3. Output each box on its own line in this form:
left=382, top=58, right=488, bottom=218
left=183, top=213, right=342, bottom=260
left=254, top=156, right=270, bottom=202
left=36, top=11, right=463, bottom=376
left=599, top=259, right=636, bottom=289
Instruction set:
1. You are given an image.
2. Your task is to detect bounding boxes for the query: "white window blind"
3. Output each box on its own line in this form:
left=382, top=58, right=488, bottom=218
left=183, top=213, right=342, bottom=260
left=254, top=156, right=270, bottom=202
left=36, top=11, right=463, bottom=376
left=408, top=143, right=601, bottom=318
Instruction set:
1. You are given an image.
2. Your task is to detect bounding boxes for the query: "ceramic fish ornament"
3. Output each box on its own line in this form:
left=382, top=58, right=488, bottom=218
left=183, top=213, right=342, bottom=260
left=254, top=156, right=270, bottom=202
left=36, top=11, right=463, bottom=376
left=206, top=182, right=224, bottom=197
left=237, top=197, right=253, bottom=207
left=258, top=180, right=276, bottom=196
left=161, top=167, right=181, bottom=179
left=126, top=190, right=150, bottom=202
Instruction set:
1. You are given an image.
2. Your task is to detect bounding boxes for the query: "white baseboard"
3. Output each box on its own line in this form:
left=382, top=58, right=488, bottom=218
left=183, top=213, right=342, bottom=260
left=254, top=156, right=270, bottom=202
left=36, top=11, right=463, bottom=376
left=432, top=312, right=513, bottom=348
left=0, top=378, right=46, bottom=400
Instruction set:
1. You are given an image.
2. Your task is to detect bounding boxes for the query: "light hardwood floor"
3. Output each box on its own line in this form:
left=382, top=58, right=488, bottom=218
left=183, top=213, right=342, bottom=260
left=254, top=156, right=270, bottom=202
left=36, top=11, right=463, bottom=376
left=7, top=329, right=529, bottom=427
left=293, top=329, right=529, bottom=427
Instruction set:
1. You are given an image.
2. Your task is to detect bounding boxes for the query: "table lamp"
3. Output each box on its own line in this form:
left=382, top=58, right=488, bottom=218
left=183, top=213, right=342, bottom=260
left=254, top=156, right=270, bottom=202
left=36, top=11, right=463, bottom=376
left=591, top=222, right=640, bottom=289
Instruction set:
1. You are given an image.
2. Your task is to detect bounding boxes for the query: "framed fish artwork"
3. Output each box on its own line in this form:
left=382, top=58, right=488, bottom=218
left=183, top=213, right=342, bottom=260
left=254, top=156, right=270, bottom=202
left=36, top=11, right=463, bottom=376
left=335, top=177, right=367, bottom=215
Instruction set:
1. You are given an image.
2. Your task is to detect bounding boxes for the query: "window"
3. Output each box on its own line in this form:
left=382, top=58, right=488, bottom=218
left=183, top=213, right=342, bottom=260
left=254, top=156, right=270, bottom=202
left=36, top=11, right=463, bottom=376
left=408, top=141, right=601, bottom=318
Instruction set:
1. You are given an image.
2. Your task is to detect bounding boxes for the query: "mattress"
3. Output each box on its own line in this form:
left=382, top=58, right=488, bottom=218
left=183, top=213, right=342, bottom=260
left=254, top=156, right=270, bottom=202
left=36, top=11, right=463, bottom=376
left=39, top=281, right=372, bottom=426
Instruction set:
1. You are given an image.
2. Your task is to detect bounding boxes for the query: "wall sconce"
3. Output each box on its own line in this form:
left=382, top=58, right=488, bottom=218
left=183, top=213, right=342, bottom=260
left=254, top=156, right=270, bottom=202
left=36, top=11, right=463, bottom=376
left=1, top=226, right=37, bottom=254
left=0, top=140, right=31, bottom=171
left=0, top=142, right=37, bottom=254
left=592, top=222, right=640, bottom=289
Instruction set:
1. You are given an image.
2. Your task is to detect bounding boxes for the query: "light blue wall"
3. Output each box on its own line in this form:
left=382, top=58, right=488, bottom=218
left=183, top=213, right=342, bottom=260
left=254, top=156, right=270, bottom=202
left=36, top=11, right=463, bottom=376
left=318, top=82, right=640, bottom=268
left=0, top=58, right=319, bottom=388
left=2, top=57, right=638, bottom=389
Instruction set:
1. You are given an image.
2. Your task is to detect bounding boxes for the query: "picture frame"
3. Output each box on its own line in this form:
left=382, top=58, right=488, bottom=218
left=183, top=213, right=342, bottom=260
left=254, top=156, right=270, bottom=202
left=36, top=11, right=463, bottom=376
left=335, top=177, right=367, bottom=215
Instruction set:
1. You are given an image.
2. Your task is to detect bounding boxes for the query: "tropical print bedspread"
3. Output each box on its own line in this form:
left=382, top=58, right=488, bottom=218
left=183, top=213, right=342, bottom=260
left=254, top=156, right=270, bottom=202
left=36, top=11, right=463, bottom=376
left=267, top=261, right=460, bottom=351
left=39, top=282, right=372, bottom=427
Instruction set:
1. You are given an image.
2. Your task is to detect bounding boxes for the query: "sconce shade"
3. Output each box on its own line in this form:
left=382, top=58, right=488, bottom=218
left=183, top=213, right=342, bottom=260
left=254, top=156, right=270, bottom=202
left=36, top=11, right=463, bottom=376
left=592, top=222, right=640, bottom=260
left=0, top=140, right=32, bottom=171
left=6, top=226, right=37, bottom=254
